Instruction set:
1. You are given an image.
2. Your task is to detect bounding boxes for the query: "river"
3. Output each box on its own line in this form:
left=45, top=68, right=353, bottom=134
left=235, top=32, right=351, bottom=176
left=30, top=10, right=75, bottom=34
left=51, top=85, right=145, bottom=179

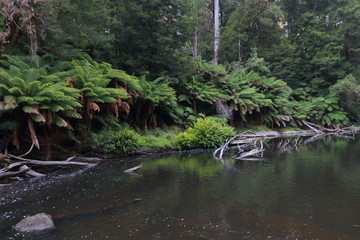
left=1, top=136, right=360, bottom=239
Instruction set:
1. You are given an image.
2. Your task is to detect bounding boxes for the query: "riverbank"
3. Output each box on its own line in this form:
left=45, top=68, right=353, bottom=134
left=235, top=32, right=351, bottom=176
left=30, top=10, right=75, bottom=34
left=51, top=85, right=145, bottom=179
left=1, top=125, right=359, bottom=185
left=135, top=125, right=360, bottom=155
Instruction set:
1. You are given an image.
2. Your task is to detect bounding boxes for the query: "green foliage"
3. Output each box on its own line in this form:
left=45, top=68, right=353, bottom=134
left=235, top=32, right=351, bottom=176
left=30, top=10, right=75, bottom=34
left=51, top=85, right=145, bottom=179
left=178, top=76, right=225, bottom=105
left=70, top=58, right=129, bottom=103
left=292, top=94, right=349, bottom=127
left=176, top=58, right=227, bottom=119
left=0, top=55, right=81, bottom=122
left=1, top=0, right=359, bottom=152
left=0, top=54, right=83, bottom=148
left=221, top=0, right=284, bottom=63
left=330, top=74, right=360, bottom=122
left=67, top=55, right=135, bottom=125
left=225, top=67, right=292, bottom=126
left=42, top=0, right=115, bottom=60
left=244, top=48, right=271, bottom=76
left=92, top=128, right=140, bottom=155
left=176, top=118, right=235, bottom=149
left=135, top=75, right=181, bottom=129
left=0, top=53, right=145, bottom=150
left=138, top=127, right=181, bottom=149
left=106, top=0, right=192, bottom=75
left=281, top=0, right=358, bottom=85
left=139, top=76, right=177, bottom=106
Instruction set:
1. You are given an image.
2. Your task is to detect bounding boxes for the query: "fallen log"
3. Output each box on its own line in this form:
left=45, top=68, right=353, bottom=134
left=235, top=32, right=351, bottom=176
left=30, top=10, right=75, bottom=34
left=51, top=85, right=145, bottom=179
left=0, top=162, right=25, bottom=174
left=0, top=165, right=46, bottom=179
left=214, top=123, right=360, bottom=163
left=0, top=167, right=29, bottom=178
left=230, top=130, right=315, bottom=145
left=0, top=151, right=98, bottom=182
left=20, top=165, right=46, bottom=178
left=8, top=154, right=96, bottom=167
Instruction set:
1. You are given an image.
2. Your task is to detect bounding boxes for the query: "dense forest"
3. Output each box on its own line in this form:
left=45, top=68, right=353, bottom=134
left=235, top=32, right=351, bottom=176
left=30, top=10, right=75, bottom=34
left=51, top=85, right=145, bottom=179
left=0, top=0, right=359, bottom=155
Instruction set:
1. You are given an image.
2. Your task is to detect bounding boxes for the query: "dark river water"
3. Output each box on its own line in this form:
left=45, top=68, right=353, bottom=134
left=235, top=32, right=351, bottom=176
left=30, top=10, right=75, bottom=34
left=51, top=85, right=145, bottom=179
left=1, top=136, right=360, bottom=240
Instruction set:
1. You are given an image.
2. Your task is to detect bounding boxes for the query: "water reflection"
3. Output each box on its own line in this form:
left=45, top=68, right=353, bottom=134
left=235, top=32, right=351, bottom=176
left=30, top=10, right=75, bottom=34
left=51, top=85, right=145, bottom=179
left=0, top=136, right=360, bottom=239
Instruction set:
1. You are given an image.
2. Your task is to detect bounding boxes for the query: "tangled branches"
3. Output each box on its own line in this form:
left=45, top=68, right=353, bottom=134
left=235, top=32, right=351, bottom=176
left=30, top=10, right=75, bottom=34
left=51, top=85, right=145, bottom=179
left=214, top=123, right=360, bottom=163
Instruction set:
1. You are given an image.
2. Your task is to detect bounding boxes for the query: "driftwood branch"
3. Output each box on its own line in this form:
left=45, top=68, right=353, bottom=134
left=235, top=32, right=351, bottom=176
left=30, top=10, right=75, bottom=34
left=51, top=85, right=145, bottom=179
left=124, top=163, right=143, bottom=173
left=213, top=130, right=253, bottom=160
left=0, top=167, right=29, bottom=178
left=302, top=120, right=323, bottom=134
left=0, top=162, right=25, bottom=174
left=237, top=148, right=265, bottom=160
left=8, top=154, right=96, bottom=167
left=214, top=122, right=360, bottom=164
left=0, top=152, right=99, bottom=182
left=19, top=165, right=46, bottom=178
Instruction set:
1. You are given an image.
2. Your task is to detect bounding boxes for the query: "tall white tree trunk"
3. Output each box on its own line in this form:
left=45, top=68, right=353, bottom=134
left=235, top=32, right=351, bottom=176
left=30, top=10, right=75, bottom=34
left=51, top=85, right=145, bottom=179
left=193, top=27, right=199, bottom=58
left=238, top=39, right=242, bottom=62
left=213, top=0, right=220, bottom=64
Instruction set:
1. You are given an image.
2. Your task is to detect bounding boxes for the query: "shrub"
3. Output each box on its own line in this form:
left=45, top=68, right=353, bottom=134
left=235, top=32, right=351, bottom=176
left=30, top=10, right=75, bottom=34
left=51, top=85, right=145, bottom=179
left=330, top=74, right=360, bottom=122
left=92, top=128, right=140, bottom=155
left=176, top=118, right=235, bottom=149
left=138, top=127, right=181, bottom=149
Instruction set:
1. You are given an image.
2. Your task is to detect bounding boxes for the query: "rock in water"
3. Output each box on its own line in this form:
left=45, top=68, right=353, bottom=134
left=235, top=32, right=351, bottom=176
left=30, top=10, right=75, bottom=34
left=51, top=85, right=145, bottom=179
left=14, top=213, right=55, bottom=233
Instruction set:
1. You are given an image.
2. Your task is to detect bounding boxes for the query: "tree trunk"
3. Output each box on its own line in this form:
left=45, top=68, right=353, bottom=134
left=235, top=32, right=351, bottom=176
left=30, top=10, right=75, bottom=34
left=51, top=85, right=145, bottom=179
left=193, top=27, right=199, bottom=58
left=213, top=0, right=220, bottom=64
left=29, top=33, right=39, bottom=67
left=238, top=39, right=242, bottom=62
left=193, top=100, right=197, bottom=115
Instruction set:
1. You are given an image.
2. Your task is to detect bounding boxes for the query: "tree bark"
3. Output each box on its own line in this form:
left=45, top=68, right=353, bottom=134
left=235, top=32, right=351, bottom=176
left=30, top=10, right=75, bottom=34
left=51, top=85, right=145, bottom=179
left=193, top=27, right=199, bottom=58
left=238, top=39, right=242, bottom=62
left=213, top=0, right=220, bottom=64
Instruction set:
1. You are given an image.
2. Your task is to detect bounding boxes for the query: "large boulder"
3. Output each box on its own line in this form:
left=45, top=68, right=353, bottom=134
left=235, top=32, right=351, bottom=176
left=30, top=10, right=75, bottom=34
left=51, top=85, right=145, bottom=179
left=14, top=213, right=55, bottom=233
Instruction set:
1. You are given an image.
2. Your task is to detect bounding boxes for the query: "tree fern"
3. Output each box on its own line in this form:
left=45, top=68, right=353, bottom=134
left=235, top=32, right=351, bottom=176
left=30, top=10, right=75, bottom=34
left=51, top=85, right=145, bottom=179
left=0, top=55, right=82, bottom=149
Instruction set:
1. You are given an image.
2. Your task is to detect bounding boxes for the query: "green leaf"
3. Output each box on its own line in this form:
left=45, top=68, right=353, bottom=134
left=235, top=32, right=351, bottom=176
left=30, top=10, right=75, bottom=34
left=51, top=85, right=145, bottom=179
left=55, top=116, right=68, bottom=127
left=23, top=105, right=39, bottom=114
left=31, top=113, right=46, bottom=123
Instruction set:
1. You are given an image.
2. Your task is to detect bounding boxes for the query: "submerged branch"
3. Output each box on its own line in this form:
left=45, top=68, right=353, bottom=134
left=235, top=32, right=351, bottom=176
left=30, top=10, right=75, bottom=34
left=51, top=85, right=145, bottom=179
left=213, top=130, right=253, bottom=160
left=214, top=123, right=360, bottom=164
